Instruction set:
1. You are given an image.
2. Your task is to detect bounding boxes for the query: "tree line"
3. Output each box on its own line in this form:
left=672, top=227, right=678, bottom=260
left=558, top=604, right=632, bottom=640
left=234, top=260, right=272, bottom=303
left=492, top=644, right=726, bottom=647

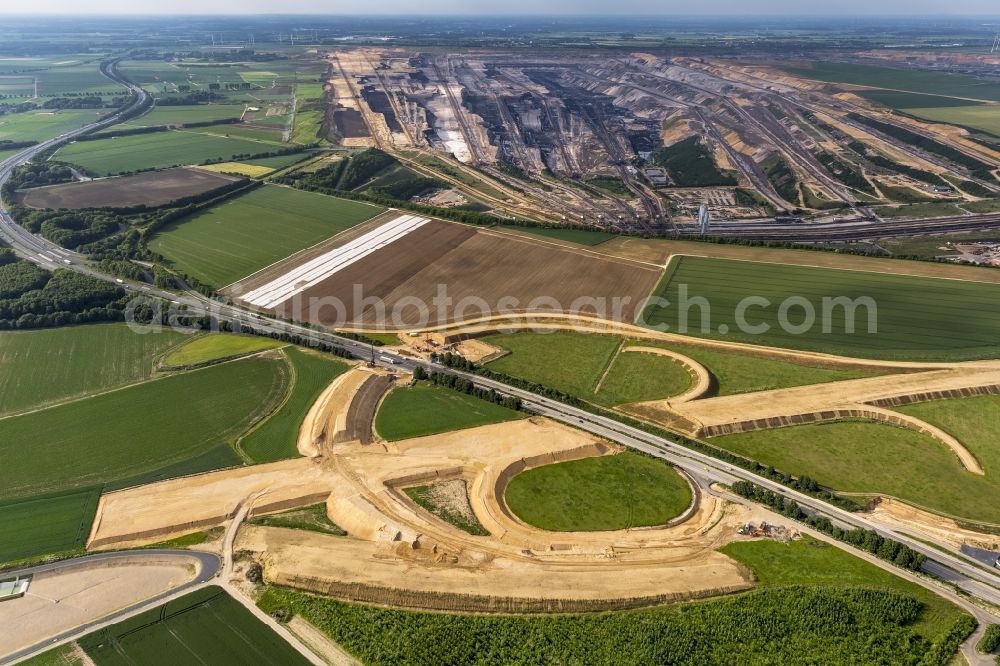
left=730, top=480, right=926, bottom=572
left=0, top=250, right=128, bottom=330
left=430, top=351, right=861, bottom=512
left=413, top=364, right=522, bottom=411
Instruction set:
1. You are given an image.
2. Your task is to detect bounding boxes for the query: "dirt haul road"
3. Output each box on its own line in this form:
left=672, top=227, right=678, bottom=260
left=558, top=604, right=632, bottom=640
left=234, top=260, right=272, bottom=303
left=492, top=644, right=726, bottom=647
left=87, top=404, right=753, bottom=611
left=242, top=417, right=753, bottom=611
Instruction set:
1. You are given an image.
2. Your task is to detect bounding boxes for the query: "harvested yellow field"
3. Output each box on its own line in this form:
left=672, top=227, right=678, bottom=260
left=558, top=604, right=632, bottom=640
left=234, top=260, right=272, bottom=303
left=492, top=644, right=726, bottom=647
left=196, top=162, right=274, bottom=177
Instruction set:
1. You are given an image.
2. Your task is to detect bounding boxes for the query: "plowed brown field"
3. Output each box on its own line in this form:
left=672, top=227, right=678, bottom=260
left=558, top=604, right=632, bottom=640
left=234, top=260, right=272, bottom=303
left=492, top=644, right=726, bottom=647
left=265, top=221, right=661, bottom=328
left=18, top=167, right=241, bottom=209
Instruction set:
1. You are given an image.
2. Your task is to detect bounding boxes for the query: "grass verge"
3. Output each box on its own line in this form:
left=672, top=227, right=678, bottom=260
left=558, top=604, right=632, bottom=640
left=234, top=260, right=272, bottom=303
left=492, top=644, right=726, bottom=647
left=375, top=382, right=522, bottom=441
left=239, top=348, right=349, bottom=463
left=504, top=450, right=692, bottom=531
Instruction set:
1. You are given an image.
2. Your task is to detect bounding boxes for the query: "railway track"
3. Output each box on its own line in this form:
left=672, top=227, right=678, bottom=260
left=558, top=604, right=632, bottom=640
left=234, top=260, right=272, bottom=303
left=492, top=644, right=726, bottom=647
left=573, top=65, right=792, bottom=212
left=688, top=211, right=1000, bottom=241
left=691, top=58, right=999, bottom=193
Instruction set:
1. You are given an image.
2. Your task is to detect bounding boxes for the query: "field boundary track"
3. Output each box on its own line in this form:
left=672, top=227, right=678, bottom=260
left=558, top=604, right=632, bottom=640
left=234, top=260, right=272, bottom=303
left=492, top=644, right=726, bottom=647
left=399, top=312, right=955, bottom=370
left=498, top=225, right=1000, bottom=286
left=666, top=251, right=1000, bottom=286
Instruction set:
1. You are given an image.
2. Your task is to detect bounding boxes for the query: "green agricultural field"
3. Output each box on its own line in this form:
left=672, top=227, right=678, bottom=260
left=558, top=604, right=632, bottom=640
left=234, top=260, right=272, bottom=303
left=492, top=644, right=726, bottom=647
left=243, top=152, right=312, bottom=170
left=628, top=340, right=883, bottom=395
left=856, top=90, right=980, bottom=109
left=0, top=487, right=100, bottom=564
left=0, top=356, right=288, bottom=500
left=239, top=348, right=349, bottom=463
left=19, top=643, right=85, bottom=666
left=877, top=184, right=938, bottom=204
left=640, top=255, right=1000, bottom=360
left=146, top=528, right=222, bottom=549
left=148, top=184, right=384, bottom=287
left=375, top=382, right=523, bottom=441
left=0, top=324, right=187, bottom=417
left=483, top=331, right=622, bottom=397
left=782, top=61, right=1000, bottom=102
left=258, top=532, right=969, bottom=664
left=496, top=225, right=616, bottom=246
left=505, top=451, right=692, bottom=531
left=248, top=503, right=346, bottom=536
left=901, top=105, right=1000, bottom=137
left=162, top=333, right=285, bottom=367
left=0, top=75, right=35, bottom=97
left=710, top=395, right=1000, bottom=524
left=965, top=198, right=1000, bottom=214
left=483, top=331, right=876, bottom=404
left=720, top=539, right=965, bottom=641
left=36, top=62, right=124, bottom=97
left=592, top=348, right=692, bottom=405
left=121, top=104, right=247, bottom=128
left=0, top=109, right=106, bottom=143
left=290, top=81, right=325, bottom=144
left=55, top=130, right=280, bottom=176
left=119, top=59, right=287, bottom=100
left=357, top=331, right=402, bottom=346
left=76, top=586, right=312, bottom=666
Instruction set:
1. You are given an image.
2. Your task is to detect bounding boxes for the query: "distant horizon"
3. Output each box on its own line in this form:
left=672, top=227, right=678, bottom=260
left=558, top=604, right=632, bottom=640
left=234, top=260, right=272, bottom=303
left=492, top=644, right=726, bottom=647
left=3, top=13, right=1000, bottom=17
left=2, top=3, right=999, bottom=18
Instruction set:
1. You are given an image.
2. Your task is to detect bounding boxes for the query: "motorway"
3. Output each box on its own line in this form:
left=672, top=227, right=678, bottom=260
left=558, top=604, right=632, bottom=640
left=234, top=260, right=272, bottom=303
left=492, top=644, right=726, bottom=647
left=1, top=58, right=999, bottom=623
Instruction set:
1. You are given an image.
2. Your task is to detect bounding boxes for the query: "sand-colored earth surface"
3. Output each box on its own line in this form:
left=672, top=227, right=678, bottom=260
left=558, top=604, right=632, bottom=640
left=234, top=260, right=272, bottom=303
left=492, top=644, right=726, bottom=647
left=87, top=459, right=336, bottom=550
left=630, top=361, right=1000, bottom=474
left=865, top=498, right=1000, bottom=552
left=451, top=338, right=506, bottom=363
left=288, top=617, right=362, bottom=666
left=240, top=417, right=752, bottom=610
left=0, top=555, right=200, bottom=656
left=88, top=409, right=753, bottom=610
left=411, top=313, right=995, bottom=472
left=297, top=366, right=373, bottom=456
left=411, top=311, right=946, bottom=370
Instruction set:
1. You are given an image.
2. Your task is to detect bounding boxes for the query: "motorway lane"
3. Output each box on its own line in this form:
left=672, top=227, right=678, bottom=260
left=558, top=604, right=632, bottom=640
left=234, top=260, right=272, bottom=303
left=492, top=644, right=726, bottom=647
left=0, top=58, right=151, bottom=268
left=1, top=550, right=220, bottom=666
left=172, top=289, right=1000, bottom=608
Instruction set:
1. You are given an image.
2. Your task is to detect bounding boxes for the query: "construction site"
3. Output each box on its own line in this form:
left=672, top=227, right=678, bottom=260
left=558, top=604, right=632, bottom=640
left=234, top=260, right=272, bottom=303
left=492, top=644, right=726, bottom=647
left=323, top=49, right=1000, bottom=238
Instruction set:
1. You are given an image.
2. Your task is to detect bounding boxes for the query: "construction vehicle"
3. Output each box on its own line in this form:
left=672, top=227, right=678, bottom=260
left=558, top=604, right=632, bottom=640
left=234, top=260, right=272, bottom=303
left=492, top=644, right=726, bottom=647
left=737, top=522, right=772, bottom=538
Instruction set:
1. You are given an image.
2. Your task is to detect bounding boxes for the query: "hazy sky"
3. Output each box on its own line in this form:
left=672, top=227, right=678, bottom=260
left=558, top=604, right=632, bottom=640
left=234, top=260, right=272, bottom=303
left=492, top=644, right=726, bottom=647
left=5, top=0, right=999, bottom=15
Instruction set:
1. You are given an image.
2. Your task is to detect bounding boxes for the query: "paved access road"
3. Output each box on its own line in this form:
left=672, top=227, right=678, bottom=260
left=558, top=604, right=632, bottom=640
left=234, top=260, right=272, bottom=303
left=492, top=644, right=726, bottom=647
left=1, top=550, right=220, bottom=666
